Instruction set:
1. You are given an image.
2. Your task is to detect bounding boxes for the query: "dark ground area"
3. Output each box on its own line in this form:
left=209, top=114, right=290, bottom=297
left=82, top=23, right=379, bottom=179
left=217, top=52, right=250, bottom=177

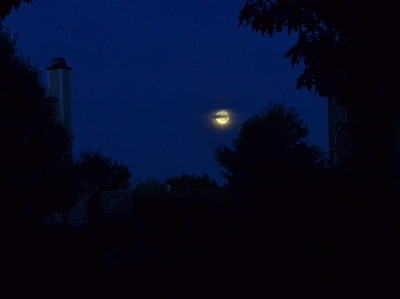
left=2, top=191, right=400, bottom=299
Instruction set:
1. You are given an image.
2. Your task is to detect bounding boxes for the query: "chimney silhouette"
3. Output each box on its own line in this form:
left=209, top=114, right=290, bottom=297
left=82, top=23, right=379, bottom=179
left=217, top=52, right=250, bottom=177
left=47, top=58, right=72, bottom=133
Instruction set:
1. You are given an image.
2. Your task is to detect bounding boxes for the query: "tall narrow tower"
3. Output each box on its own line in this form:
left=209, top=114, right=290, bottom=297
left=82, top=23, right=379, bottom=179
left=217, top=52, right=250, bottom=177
left=47, top=58, right=72, bottom=133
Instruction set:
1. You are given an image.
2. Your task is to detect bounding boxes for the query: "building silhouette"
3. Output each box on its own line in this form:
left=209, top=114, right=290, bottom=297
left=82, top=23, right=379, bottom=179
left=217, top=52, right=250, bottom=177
left=45, top=58, right=86, bottom=225
left=101, top=190, right=133, bottom=220
left=328, top=99, right=352, bottom=171
left=47, top=58, right=72, bottom=133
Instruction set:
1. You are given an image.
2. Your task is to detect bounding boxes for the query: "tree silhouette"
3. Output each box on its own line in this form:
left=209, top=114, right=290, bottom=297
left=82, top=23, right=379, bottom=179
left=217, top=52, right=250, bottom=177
left=165, top=173, right=218, bottom=192
left=214, top=102, right=327, bottom=203
left=74, top=148, right=131, bottom=195
left=0, top=27, right=74, bottom=223
left=239, top=1, right=400, bottom=189
left=131, top=178, right=169, bottom=202
left=74, top=148, right=131, bottom=224
left=0, top=0, right=31, bottom=20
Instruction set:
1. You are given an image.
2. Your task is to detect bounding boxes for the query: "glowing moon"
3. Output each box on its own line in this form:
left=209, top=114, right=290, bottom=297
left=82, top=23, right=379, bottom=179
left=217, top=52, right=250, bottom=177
left=216, top=111, right=229, bottom=124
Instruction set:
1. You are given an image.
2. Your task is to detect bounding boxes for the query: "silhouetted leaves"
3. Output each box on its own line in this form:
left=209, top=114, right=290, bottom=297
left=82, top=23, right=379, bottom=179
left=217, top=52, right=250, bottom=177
left=74, top=148, right=132, bottom=197
left=0, top=28, right=75, bottom=223
left=132, top=178, right=169, bottom=201
left=74, top=148, right=131, bottom=224
left=214, top=102, right=328, bottom=203
left=0, top=0, right=31, bottom=20
left=165, top=173, right=218, bottom=191
left=239, top=0, right=400, bottom=189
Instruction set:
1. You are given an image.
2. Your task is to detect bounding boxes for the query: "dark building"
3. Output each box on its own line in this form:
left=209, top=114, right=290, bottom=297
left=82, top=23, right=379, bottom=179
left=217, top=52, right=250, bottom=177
left=328, top=99, right=352, bottom=170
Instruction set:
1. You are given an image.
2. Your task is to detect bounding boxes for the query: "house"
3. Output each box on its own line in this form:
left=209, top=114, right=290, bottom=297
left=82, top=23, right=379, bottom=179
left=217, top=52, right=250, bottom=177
left=101, top=190, right=132, bottom=219
left=44, top=196, right=89, bottom=226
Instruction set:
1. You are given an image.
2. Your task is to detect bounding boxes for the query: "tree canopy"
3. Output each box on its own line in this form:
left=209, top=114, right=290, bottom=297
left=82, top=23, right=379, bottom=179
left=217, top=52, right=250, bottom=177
left=165, top=173, right=218, bottom=192
left=214, top=102, right=327, bottom=199
left=239, top=1, right=400, bottom=108
left=74, top=148, right=132, bottom=197
left=132, top=174, right=219, bottom=202
left=0, top=0, right=31, bottom=20
left=0, top=27, right=75, bottom=222
left=239, top=1, right=400, bottom=187
left=73, top=148, right=132, bottom=225
left=131, top=178, right=170, bottom=201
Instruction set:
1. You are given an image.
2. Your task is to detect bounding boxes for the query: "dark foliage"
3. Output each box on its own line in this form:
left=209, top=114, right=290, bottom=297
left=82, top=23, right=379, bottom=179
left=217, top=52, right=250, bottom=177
left=0, top=28, right=75, bottom=223
left=4, top=177, right=399, bottom=298
left=132, top=174, right=219, bottom=203
left=74, top=148, right=132, bottom=224
left=166, top=173, right=218, bottom=189
left=131, top=178, right=170, bottom=201
left=239, top=1, right=400, bottom=106
left=239, top=0, right=400, bottom=189
left=214, top=102, right=328, bottom=204
left=9, top=181, right=400, bottom=298
left=0, top=0, right=31, bottom=20
left=238, top=4, right=400, bottom=293
left=74, top=148, right=131, bottom=196
left=165, top=173, right=218, bottom=194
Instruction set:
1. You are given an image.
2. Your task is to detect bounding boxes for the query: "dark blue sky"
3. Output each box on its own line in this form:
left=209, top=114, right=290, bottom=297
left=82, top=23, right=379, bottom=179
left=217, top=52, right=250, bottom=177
left=4, top=0, right=327, bottom=185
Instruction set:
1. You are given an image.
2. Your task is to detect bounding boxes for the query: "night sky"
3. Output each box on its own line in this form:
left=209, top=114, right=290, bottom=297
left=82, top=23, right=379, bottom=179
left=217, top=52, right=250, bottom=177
left=3, top=1, right=327, bottom=185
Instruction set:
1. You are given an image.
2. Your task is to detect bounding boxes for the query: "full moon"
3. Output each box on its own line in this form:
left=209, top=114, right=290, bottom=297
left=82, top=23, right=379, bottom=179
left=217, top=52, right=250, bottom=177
left=216, top=111, right=229, bottom=124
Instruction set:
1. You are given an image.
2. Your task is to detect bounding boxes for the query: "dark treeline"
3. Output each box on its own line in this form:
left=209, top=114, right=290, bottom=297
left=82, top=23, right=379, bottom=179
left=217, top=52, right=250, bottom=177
left=0, top=0, right=31, bottom=20
left=2, top=2, right=400, bottom=298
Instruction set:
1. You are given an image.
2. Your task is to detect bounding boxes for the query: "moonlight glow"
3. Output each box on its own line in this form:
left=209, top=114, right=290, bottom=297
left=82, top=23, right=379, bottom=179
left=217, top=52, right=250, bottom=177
left=216, top=111, right=229, bottom=124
